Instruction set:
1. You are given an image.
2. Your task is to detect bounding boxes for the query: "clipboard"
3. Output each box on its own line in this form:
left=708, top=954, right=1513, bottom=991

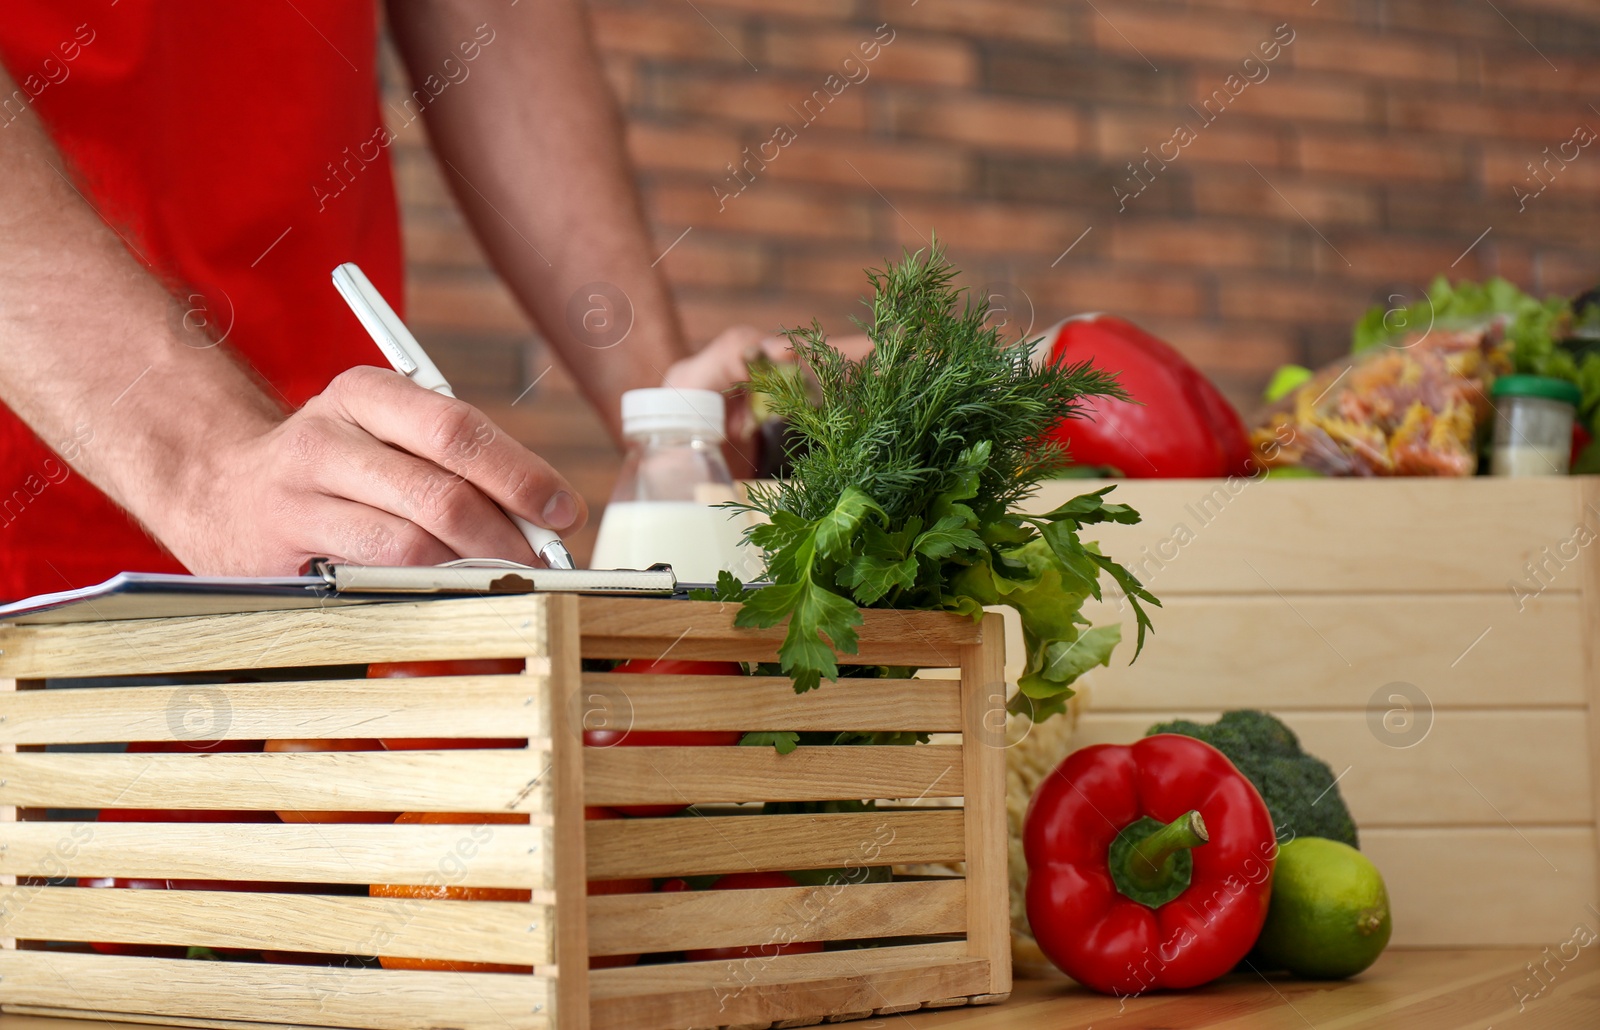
left=0, top=559, right=681, bottom=625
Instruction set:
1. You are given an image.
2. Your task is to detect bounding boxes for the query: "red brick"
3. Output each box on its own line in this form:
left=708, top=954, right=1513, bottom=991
left=648, top=182, right=875, bottom=242
left=1533, top=249, right=1600, bottom=296
left=650, top=70, right=869, bottom=130
left=885, top=91, right=1085, bottom=156
left=891, top=0, right=1080, bottom=46
left=1197, top=74, right=1374, bottom=126
left=1474, top=53, right=1600, bottom=98
left=602, top=55, right=636, bottom=109
left=1216, top=277, right=1376, bottom=323
left=591, top=7, right=756, bottom=65
left=409, top=275, right=529, bottom=335
left=1187, top=0, right=1379, bottom=28
left=1138, top=319, right=1298, bottom=372
left=691, top=0, right=856, bottom=18
left=1208, top=170, right=1382, bottom=226
left=1094, top=111, right=1288, bottom=168
left=403, top=212, right=484, bottom=269
left=760, top=134, right=970, bottom=194
left=777, top=248, right=905, bottom=299
left=1292, top=29, right=1464, bottom=84
left=1023, top=267, right=1207, bottom=319
left=1107, top=220, right=1290, bottom=269
left=1295, top=132, right=1470, bottom=181
left=1308, top=236, right=1488, bottom=281
left=1386, top=95, right=1594, bottom=143
left=655, top=234, right=770, bottom=290
left=676, top=295, right=861, bottom=342
left=1088, top=6, right=1280, bottom=65
left=887, top=201, right=1090, bottom=256
left=1481, top=140, right=1600, bottom=197
left=1483, top=239, right=1537, bottom=287
left=626, top=123, right=745, bottom=176
left=763, top=27, right=977, bottom=86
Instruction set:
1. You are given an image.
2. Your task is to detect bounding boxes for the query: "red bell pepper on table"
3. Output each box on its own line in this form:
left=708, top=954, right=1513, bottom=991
left=1024, top=734, right=1277, bottom=995
left=1044, top=315, right=1253, bottom=478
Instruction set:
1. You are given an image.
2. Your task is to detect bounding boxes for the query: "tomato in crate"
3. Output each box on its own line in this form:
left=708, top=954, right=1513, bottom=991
left=369, top=808, right=654, bottom=972
left=584, top=658, right=744, bottom=817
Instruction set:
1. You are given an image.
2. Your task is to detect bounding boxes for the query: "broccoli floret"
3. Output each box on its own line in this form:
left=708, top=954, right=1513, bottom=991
left=1146, top=710, right=1358, bottom=849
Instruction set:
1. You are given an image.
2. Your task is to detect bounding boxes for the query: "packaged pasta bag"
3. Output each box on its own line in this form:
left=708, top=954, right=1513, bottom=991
left=1253, top=307, right=1514, bottom=477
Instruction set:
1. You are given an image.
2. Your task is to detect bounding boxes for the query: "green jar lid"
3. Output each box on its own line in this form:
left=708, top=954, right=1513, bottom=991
left=1491, top=374, right=1582, bottom=407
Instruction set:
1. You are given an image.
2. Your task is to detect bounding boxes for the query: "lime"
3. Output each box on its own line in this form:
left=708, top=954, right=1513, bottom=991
left=1263, top=466, right=1323, bottom=479
left=1254, top=837, right=1391, bottom=978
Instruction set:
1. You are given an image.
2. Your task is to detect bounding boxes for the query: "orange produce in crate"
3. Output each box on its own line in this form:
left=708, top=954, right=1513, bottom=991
left=370, top=808, right=653, bottom=972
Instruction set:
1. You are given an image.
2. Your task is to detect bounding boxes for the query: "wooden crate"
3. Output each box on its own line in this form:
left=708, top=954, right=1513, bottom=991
left=0, top=595, right=1011, bottom=1029
left=1025, top=476, right=1600, bottom=948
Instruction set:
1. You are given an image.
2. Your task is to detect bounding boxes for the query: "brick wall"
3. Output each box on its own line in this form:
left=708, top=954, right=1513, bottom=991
left=387, top=0, right=1600, bottom=562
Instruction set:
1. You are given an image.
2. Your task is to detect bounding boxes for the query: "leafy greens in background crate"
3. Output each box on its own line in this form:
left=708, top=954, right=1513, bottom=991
left=721, top=243, right=1158, bottom=723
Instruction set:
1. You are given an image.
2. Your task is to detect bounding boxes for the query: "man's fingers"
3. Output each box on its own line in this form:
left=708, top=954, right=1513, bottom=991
left=294, top=496, right=457, bottom=568
left=302, top=426, right=537, bottom=564
left=320, top=366, right=587, bottom=534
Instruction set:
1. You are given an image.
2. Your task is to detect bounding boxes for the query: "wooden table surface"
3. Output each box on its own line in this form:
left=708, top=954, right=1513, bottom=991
left=0, top=949, right=1592, bottom=1029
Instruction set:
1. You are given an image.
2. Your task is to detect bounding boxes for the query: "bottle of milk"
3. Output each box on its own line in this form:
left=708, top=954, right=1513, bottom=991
left=589, top=388, right=760, bottom=583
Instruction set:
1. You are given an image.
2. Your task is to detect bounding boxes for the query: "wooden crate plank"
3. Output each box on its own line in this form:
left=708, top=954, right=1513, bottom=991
left=545, top=594, right=591, bottom=1030
left=0, top=950, right=550, bottom=1030
left=1362, top=827, right=1597, bottom=947
left=587, top=878, right=966, bottom=956
left=585, top=809, right=966, bottom=880
left=0, top=675, right=544, bottom=746
left=0, top=749, right=550, bottom=813
left=579, top=597, right=978, bottom=646
left=1072, top=593, right=1584, bottom=710
left=0, top=886, right=552, bottom=964
left=584, top=745, right=964, bottom=807
left=0, top=596, right=551, bottom=679
left=1024, top=477, right=1586, bottom=595
left=589, top=944, right=989, bottom=1030
left=1071, top=711, right=1595, bottom=827
left=960, top=613, right=1011, bottom=996
left=579, top=674, right=961, bottom=732
left=0, top=820, right=550, bottom=887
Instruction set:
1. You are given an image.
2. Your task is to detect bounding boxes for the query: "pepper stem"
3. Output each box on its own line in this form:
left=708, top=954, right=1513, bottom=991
left=1109, top=811, right=1209, bottom=908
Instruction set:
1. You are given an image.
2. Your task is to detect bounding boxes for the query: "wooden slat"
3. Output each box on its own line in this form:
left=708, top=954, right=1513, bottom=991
left=1071, top=711, right=1595, bottom=827
left=0, top=749, right=549, bottom=813
left=961, top=613, right=1011, bottom=997
left=0, top=950, right=549, bottom=1030
left=584, top=745, right=963, bottom=806
left=1580, top=476, right=1600, bottom=924
left=544, top=594, right=590, bottom=1030
left=1072, top=593, right=1584, bottom=709
left=578, top=598, right=975, bottom=667
left=579, top=673, right=961, bottom=732
left=0, top=887, right=551, bottom=964
left=584, top=809, right=966, bottom=880
left=1363, top=827, right=1598, bottom=947
left=0, top=821, right=550, bottom=887
left=0, top=676, right=13, bottom=954
left=0, top=676, right=545, bottom=746
left=586, top=878, right=967, bottom=956
left=0, top=596, right=551, bottom=679
left=1025, top=477, right=1586, bottom=594
left=589, top=942, right=989, bottom=1030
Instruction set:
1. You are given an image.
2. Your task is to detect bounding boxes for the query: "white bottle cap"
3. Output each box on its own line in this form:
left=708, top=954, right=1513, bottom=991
left=621, top=387, right=725, bottom=438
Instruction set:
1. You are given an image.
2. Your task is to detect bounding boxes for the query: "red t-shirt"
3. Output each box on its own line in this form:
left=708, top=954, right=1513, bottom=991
left=0, top=2, right=403, bottom=601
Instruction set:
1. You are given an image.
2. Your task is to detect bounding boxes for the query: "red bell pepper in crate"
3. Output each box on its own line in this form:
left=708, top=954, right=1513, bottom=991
left=1024, top=734, right=1277, bottom=995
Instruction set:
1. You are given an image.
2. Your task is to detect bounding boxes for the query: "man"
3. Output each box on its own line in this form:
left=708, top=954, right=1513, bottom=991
left=0, top=0, right=762, bottom=601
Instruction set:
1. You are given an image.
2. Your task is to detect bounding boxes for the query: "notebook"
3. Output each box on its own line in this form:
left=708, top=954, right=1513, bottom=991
left=0, top=559, right=681, bottom=625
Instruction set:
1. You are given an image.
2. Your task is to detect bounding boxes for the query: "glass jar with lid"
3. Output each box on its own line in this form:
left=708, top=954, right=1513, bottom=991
left=1489, top=374, right=1582, bottom=477
left=589, top=388, right=760, bottom=582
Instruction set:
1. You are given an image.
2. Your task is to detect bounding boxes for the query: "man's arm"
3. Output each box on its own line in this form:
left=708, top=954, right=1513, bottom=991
left=387, top=0, right=688, bottom=441
left=0, top=60, right=584, bottom=577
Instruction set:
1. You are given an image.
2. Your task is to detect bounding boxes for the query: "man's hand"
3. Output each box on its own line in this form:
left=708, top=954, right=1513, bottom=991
left=167, top=367, right=585, bottom=575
